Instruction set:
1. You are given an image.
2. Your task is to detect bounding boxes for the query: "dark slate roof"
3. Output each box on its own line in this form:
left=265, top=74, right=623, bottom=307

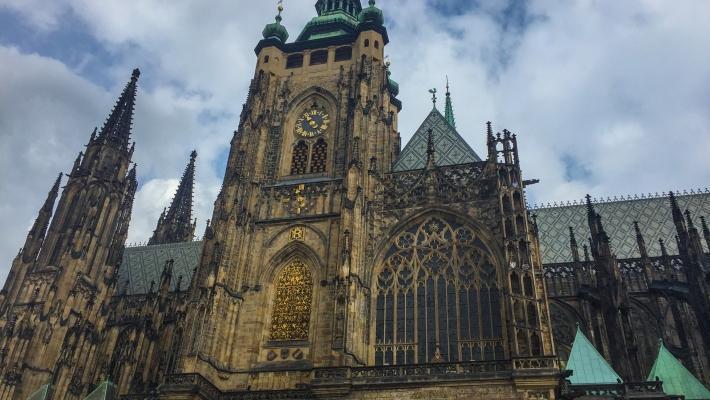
left=392, top=109, right=482, bottom=172
left=533, top=192, right=710, bottom=264
left=118, top=241, right=203, bottom=295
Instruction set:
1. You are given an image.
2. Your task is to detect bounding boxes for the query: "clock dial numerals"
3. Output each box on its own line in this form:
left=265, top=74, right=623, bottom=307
left=296, top=110, right=329, bottom=138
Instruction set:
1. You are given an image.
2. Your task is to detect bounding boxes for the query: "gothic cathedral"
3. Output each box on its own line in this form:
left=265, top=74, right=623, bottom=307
left=2, top=1, right=709, bottom=400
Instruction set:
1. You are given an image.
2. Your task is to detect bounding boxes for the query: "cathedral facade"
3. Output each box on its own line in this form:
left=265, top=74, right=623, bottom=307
left=1, top=1, right=708, bottom=399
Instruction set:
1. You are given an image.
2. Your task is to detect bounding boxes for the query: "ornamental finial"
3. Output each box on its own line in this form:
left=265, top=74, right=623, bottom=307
left=276, top=0, right=284, bottom=21
left=429, top=88, right=437, bottom=108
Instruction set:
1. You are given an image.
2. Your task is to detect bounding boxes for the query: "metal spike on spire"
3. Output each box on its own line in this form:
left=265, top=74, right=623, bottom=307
left=148, top=151, right=197, bottom=245
left=97, top=69, right=140, bottom=150
left=444, top=76, right=456, bottom=128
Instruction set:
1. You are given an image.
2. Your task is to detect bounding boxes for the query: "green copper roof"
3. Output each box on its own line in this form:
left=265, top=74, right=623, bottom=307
left=263, top=13, right=289, bottom=43
left=444, top=80, right=456, bottom=128
left=26, top=384, right=51, bottom=400
left=648, top=341, right=710, bottom=399
left=359, top=0, right=384, bottom=26
left=533, top=191, right=710, bottom=263
left=118, top=241, right=203, bottom=295
left=393, top=109, right=481, bottom=172
left=83, top=380, right=118, bottom=400
left=297, top=1, right=362, bottom=42
left=566, top=327, right=622, bottom=385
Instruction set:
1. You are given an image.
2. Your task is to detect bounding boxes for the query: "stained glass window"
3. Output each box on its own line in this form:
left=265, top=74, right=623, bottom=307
left=374, top=215, right=504, bottom=365
left=270, top=260, right=313, bottom=341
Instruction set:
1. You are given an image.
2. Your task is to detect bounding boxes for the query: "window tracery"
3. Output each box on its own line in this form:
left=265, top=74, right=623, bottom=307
left=291, top=141, right=309, bottom=175
left=270, top=260, right=313, bottom=341
left=374, top=216, right=504, bottom=365
left=310, top=138, right=328, bottom=173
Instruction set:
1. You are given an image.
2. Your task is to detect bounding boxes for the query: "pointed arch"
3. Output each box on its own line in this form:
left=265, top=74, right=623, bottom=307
left=370, top=211, right=507, bottom=365
left=269, top=260, right=313, bottom=341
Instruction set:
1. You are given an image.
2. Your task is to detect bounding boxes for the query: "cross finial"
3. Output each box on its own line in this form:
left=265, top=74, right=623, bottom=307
left=276, top=0, right=284, bottom=21
left=429, top=88, right=437, bottom=108
left=446, top=75, right=450, bottom=94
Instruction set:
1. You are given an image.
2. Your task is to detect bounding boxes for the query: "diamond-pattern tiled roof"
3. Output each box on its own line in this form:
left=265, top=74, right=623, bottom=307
left=118, top=241, right=203, bottom=295
left=533, top=192, right=710, bottom=264
left=393, top=109, right=481, bottom=172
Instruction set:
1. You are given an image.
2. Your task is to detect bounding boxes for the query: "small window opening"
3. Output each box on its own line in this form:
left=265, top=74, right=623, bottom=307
left=364, top=39, right=370, bottom=47
left=264, top=55, right=270, bottom=64
left=334, top=46, right=353, bottom=62
left=286, top=54, right=304, bottom=69
left=374, top=40, right=380, bottom=49
left=310, top=50, right=329, bottom=66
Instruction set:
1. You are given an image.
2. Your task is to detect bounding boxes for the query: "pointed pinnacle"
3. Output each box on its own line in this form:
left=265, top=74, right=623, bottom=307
left=569, top=226, right=577, bottom=246
left=685, top=210, right=696, bottom=230
left=98, top=69, right=140, bottom=148
left=701, top=216, right=709, bottom=235
left=659, top=238, right=668, bottom=257
left=633, top=221, right=642, bottom=237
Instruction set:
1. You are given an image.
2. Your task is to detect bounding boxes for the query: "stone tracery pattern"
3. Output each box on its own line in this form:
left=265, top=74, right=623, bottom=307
left=270, top=260, right=313, bottom=341
left=374, top=215, right=504, bottom=365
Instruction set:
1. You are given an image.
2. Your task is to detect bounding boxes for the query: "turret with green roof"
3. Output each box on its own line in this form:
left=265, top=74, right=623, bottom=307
left=262, top=2, right=289, bottom=43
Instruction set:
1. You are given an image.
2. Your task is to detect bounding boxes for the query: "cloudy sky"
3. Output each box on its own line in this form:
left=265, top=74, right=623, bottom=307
left=1, top=0, right=709, bottom=282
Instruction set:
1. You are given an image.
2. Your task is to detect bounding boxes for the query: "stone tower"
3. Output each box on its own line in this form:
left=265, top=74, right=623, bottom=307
left=163, top=2, right=560, bottom=398
left=0, top=70, right=140, bottom=400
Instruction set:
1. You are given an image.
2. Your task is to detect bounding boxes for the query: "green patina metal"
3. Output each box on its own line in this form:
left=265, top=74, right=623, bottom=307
left=25, top=384, right=51, bottom=400
left=565, top=327, right=622, bottom=385
left=444, top=77, right=456, bottom=129
left=359, top=0, right=384, bottom=26
left=648, top=341, right=710, bottom=400
left=262, top=12, right=289, bottom=43
left=83, top=380, right=118, bottom=400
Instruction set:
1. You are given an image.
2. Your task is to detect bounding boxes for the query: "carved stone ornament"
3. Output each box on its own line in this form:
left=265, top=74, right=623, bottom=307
left=290, top=227, right=305, bottom=242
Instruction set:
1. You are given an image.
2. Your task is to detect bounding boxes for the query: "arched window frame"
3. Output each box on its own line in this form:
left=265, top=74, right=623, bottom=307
left=268, top=259, right=314, bottom=342
left=371, top=215, right=506, bottom=365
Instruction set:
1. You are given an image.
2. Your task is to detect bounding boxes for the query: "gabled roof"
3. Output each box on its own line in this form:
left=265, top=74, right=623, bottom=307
left=648, top=341, right=710, bottom=400
left=533, top=191, right=710, bottom=263
left=118, top=241, right=203, bottom=295
left=83, top=380, right=117, bottom=400
left=26, top=384, right=51, bottom=400
left=393, top=109, right=481, bottom=172
left=566, top=327, right=622, bottom=385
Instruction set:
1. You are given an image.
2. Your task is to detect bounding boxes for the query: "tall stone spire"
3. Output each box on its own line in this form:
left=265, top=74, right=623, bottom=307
left=21, top=173, right=62, bottom=263
left=148, top=151, right=198, bottom=245
left=444, top=76, right=456, bottom=128
left=96, top=68, right=140, bottom=150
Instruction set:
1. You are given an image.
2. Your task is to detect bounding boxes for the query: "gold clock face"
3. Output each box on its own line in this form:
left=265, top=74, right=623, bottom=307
left=295, top=109, right=329, bottom=138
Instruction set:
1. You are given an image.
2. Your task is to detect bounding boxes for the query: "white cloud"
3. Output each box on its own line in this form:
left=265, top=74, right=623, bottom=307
left=1, top=0, right=710, bottom=282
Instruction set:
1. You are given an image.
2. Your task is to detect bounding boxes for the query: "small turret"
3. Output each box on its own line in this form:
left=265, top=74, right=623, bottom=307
left=262, top=2, right=289, bottom=43
left=359, top=0, right=384, bottom=26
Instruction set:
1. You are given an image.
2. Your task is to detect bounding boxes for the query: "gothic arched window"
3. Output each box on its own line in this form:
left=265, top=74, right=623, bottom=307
left=374, top=216, right=504, bottom=365
left=270, top=260, right=313, bottom=341
left=291, top=140, right=309, bottom=175
left=310, top=138, right=328, bottom=173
